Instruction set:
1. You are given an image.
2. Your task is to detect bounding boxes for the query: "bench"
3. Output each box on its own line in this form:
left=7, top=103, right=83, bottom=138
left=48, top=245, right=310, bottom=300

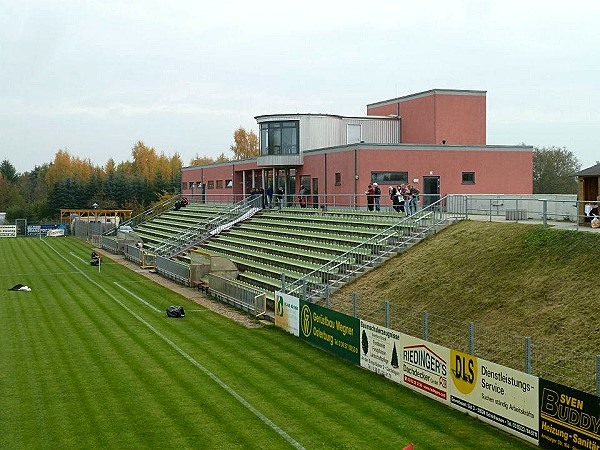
left=191, top=279, right=209, bottom=293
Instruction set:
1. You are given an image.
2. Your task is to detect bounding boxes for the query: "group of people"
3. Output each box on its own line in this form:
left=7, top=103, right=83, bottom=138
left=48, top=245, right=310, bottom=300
left=249, top=185, right=286, bottom=209
left=173, top=196, right=189, bottom=211
left=365, top=183, right=420, bottom=214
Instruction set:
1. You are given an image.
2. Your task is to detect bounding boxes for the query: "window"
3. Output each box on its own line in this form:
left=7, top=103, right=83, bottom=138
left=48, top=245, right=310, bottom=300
left=216, top=180, right=223, bottom=189
left=335, top=173, right=341, bottom=186
left=182, top=182, right=188, bottom=190
left=347, top=124, right=362, bottom=144
left=207, top=181, right=214, bottom=189
left=462, top=172, right=475, bottom=184
left=226, top=179, right=233, bottom=188
left=260, top=121, right=299, bottom=156
left=300, top=175, right=311, bottom=194
left=371, top=172, right=408, bottom=184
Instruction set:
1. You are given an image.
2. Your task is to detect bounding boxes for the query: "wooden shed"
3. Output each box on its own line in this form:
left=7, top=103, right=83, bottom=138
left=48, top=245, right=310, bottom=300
left=576, top=164, right=600, bottom=223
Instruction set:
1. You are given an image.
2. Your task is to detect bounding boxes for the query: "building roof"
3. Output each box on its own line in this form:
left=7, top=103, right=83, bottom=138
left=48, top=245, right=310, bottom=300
left=575, top=164, right=600, bottom=176
left=254, top=112, right=396, bottom=121
left=367, top=88, right=487, bottom=108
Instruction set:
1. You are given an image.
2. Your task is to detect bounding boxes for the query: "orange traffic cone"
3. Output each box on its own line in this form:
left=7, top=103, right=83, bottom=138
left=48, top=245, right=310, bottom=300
left=403, top=444, right=414, bottom=450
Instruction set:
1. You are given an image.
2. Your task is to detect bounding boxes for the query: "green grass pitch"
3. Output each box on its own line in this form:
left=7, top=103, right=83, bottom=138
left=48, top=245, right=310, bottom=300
left=0, top=237, right=534, bottom=449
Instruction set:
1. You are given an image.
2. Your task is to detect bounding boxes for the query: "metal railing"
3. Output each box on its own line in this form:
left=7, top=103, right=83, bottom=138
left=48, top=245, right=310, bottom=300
left=155, top=255, right=190, bottom=285
left=103, top=195, right=183, bottom=236
left=285, top=195, right=467, bottom=302
left=208, top=273, right=267, bottom=315
left=153, top=195, right=263, bottom=259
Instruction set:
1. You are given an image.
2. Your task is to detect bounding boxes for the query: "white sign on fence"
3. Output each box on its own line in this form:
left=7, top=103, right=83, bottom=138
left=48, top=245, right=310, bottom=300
left=274, top=291, right=299, bottom=337
left=0, top=225, right=17, bottom=237
left=449, top=349, right=539, bottom=444
left=359, top=320, right=402, bottom=384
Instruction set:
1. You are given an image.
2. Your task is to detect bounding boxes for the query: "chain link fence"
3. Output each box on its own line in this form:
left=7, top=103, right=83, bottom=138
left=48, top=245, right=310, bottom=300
left=330, top=292, right=597, bottom=395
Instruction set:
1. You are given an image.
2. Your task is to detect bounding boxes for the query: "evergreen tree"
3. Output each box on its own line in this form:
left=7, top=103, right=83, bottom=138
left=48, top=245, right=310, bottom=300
left=361, top=330, right=369, bottom=355
left=391, top=343, right=399, bottom=368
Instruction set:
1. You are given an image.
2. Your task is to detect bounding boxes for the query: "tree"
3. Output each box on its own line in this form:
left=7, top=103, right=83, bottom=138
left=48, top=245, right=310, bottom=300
left=215, top=152, right=230, bottom=163
left=533, top=146, right=581, bottom=194
left=230, top=127, right=259, bottom=160
left=0, top=159, right=17, bottom=182
left=189, top=154, right=215, bottom=166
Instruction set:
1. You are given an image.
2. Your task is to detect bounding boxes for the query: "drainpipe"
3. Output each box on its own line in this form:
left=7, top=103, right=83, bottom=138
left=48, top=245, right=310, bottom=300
left=324, top=153, right=327, bottom=210
left=354, top=147, right=358, bottom=210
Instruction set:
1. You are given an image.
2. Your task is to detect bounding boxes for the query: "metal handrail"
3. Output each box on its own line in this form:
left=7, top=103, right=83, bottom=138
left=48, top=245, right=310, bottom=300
left=153, top=195, right=263, bottom=258
left=285, top=195, right=466, bottom=301
left=103, top=195, right=182, bottom=236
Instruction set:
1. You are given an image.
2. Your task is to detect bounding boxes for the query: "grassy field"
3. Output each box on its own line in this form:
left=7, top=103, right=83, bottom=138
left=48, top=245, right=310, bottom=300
left=332, top=220, right=600, bottom=393
left=0, top=236, right=536, bottom=449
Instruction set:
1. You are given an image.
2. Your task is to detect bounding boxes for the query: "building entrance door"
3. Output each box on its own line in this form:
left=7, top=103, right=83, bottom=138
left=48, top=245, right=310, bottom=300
left=422, top=176, right=440, bottom=208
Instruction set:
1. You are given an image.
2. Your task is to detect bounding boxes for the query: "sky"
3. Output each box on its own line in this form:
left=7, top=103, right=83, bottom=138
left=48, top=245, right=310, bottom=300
left=1, top=0, right=599, bottom=174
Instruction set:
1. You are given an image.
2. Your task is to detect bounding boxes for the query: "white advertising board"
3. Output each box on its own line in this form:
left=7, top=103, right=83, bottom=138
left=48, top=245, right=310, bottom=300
left=449, top=350, right=539, bottom=444
left=359, top=320, right=402, bottom=384
left=274, top=291, right=299, bottom=336
left=401, top=335, right=450, bottom=404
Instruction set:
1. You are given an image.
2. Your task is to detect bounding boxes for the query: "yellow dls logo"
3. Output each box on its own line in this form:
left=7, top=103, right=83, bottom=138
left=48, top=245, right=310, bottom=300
left=301, top=305, right=312, bottom=337
left=450, top=350, right=477, bottom=395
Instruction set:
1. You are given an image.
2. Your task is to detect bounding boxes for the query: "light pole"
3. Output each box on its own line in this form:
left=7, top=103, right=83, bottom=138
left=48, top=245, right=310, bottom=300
left=92, top=203, right=99, bottom=237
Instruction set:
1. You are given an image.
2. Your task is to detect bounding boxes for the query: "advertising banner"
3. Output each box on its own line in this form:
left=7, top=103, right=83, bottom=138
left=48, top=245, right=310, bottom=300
left=27, top=224, right=65, bottom=237
left=299, top=301, right=360, bottom=365
left=274, top=291, right=300, bottom=337
left=449, top=350, right=539, bottom=444
left=359, top=320, right=402, bottom=384
left=401, top=335, right=450, bottom=404
left=539, top=378, right=600, bottom=449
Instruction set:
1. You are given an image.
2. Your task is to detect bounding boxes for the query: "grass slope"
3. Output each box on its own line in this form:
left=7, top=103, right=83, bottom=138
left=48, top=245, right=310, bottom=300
left=0, top=237, right=533, bottom=449
left=331, top=220, right=600, bottom=392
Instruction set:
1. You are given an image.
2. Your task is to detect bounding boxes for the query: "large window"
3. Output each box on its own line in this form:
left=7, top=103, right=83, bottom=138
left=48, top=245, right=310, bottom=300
left=371, top=172, right=408, bottom=184
left=260, top=121, right=299, bottom=156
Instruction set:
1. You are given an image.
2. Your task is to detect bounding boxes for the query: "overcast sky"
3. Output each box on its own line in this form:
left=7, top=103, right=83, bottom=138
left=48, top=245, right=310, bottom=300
left=2, top=0, right=599, bottom=173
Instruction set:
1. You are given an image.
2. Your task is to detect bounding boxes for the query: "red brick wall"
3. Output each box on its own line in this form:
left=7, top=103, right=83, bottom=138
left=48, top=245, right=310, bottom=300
left=367, top=92, right=486, bottom=145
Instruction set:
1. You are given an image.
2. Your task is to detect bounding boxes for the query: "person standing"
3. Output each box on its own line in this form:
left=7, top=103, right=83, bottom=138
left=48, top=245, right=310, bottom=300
left=409, top=184, right=420, bottom=215
left=298, top=185, right=308, bottom=208
left=365, top=184, right=375, bottom=211
left=390, top=186, right=401, bottom=212
left=266, top=185, right=273, bottom=209
left=276, top=186, right=284, bottom=209
left=373, top=183, right=381, bottom=212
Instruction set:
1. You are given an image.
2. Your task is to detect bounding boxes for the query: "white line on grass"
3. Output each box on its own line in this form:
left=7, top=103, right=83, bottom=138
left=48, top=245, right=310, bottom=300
left=113, top=282, right=162, bottom=313
left=47, top=241, right=305, bottom=450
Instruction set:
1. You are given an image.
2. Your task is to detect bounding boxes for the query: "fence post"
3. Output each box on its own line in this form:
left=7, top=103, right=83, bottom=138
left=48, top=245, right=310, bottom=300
left=597, top=355, right=600, bottom=397
left=325, top=285, right=330, bottom=309
left=423, top=310, right=429, bottom=341
left=469, top=322, right=475, bottom=355
left=464, top=195, right=469, bottom=220
left=281, top=273, right=286, bottom=293
left=525, top=337, right=531, bottom=374
left=384, top=301, right=390, bottom=329
left=539, top=199, right=548, bottom=228
left=302, top=280, right=307, bottom=302
left=352, top=291, right=358, bottom=318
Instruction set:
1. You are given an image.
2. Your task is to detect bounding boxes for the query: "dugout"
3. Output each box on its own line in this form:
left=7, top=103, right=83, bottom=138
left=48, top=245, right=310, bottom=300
left=575, top=164, right=600, bottom=224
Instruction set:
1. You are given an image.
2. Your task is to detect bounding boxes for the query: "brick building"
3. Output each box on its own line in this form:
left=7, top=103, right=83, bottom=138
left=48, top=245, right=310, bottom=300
left=181, top=89, right=532, bottom=208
